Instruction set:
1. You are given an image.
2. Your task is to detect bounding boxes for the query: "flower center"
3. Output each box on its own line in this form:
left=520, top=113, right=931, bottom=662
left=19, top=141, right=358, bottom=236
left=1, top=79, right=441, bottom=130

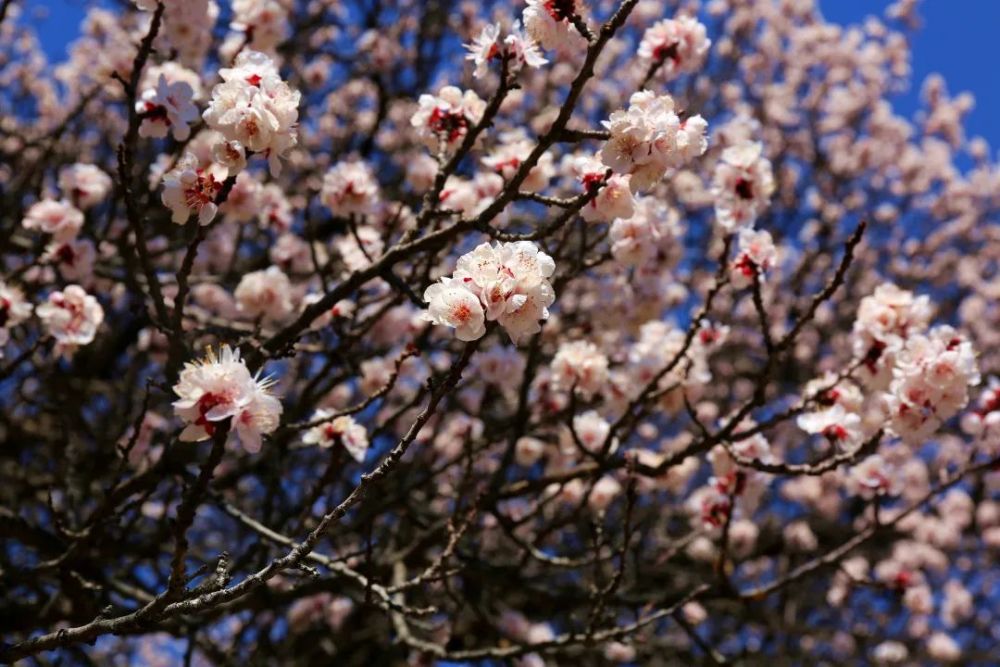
left=734, top=177, right=754, bottom=200
left=56, top=244, right=77, bottom=266
left=195, top=392, right=228, bottom=435
left=544, top=0, right=577, bottom=21
left=822, top=424, right=848, bottom=442
left=185, top=171, right=223, bottom=211
left=653, top=41, right=681, bottom=63
left=862, top=340, right=887, bottom=372
left=143, top=101, right=171, bottom=124
left=428, top=107, right=468, bottom=142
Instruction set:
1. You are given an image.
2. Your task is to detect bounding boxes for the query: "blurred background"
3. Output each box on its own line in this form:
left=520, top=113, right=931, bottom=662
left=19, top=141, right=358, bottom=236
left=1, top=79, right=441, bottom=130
left=23, top=0, right=1000, bottom=147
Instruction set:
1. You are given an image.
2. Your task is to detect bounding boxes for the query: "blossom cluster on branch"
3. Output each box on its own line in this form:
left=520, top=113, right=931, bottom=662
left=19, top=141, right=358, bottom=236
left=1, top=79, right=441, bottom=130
left=0, top=0, right=998, bottom=664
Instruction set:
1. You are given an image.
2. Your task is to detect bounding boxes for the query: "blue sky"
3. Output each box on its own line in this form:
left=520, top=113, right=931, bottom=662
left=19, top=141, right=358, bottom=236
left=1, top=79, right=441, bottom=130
left=820, top=0, right=1000, bottom=144
left=24, top=0, right=1000, bottom=145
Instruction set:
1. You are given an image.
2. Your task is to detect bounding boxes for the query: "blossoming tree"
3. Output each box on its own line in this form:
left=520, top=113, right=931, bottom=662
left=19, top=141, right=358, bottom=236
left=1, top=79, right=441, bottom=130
left=1, top=0, right=998, bottom=663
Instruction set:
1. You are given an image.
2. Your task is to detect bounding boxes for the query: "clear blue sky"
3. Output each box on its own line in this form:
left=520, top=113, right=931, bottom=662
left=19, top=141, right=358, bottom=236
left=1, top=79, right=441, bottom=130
left=23, top=0, right=1000, bottom=144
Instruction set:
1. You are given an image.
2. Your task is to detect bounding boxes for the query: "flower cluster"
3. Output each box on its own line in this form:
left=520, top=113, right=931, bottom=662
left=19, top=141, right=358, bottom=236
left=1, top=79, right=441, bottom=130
left=482, top=130, right=554, bottom=192
left=151, top=0, right=216, bottom=65
left=796, top=373, right=866, bottom=450
left=847, top=454, right=901, bottom=498
left=797, top=404, right=864, bottom=449
left=797, top=283, right=978, bottom=457
left=600, top=91, right=708, bottom=192
left=711, top=141, right=775, bottom=231
left=852, top=283, right=933, bottom=388
left=567, top=410, right=614, bottom=455
left=961, top=378, right=1000, bottom=450
left=608, top=196, right=682, bottom=267
left=623, top=319, right=724, bottom=413
left=202, top=51, right=301, bottom=176
left=569, top=155, right=634, bottom=223
left=422, top=241, right=556, bottom=344
left=884, top=326, right=979, bottom=443
left=637, top=16, right=711, bottom=81
left=172, top=345, right=282, bottom=452
left=42, top=238, right=97, bottom=282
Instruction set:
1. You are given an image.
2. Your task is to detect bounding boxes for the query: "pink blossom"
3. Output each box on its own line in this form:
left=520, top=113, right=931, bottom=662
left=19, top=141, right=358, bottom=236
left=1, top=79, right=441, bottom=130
left=551, top=340, right=609, bottom=398
left=637, top=16, right=711, bottom=81
left=23, top=200, right=84, bottom=241
left=58, top=164, right=112, bottom=210
left=36, top=285, right=104, bottom=356
left=729, top=227, right=777, bottom=288
left=302, top=412, right=370, bottom=462
left=711, top=141, right=775, bottom=231
left=321, top=161, right=381, bottom=217
left=411, top=85, right=486, bottom=153
left=234, top=266, right=296, bottom=323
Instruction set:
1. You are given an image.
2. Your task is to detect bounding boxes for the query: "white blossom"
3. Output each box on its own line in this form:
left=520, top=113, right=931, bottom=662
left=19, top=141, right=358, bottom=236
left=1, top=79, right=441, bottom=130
left=711, top=141, right=775, bottom=230
left=464, top=21, right=547, bottom=79
left=482, top=130, right=553, bottom=192
left=523, top=0, right=585, bottom=51
left=42, top=239, right=97, bottom=282
left=203, top=51, right=300, bottom=176
left=137, top=74, right=199, bottom=142
left=637, top=16, right=711, bottom=81
left=848, top=454, right=901, bottom=499
left=234, top=266, right=295, bottom=323
left=852, top=283, right=934, bottom=389
left=302, top=412, right=370, bottom=462
left=796, top=404, right=864, bottom=448
left=729, top=227, right=777, bottom=289
left=161, top=152, right=225, bottom=225
left=422, top=278, right=487, bottom=342
left=551, top=340, right=609, bottom=398
left=36, top=285, right=104, bottom=356
left=231, top=0, right=289, bottom=52
left=570, top=155, right=634, bottom=223
left=608, top=196, right=681, bottom=266
left=321, top=161, right=381, bottom=217
left=411, top=86, right=486, bottom=153
left=172, top=345, right=282, bottom=453
left=601, top=91, right=708, bottom=192
left=23, top=200, right=84, bottom=241
left=58, top=164, right=112, bottom=210
left=885, top=326, right=979, bottom=443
